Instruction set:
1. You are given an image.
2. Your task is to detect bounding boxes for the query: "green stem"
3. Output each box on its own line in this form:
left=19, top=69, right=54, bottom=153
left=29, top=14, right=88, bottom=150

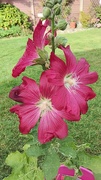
left=51, top=15, right=55, bottom=53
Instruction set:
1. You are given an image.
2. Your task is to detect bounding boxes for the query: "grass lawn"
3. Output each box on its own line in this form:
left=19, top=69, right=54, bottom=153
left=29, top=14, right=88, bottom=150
left=0, top=28, right=101, bottom=179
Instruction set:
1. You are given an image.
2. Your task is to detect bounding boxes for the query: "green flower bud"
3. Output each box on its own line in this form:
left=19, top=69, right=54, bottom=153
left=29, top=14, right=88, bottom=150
left=55, top=36, right=67, bottom=47
left=45, top=0, right=55, bottom=8
left=58, top=0, right=62, bottom=3
left=43, top=7, right=51, bottom=19
left=54, top=0, right=62, bottom=4
left=57, top=19, right=67, bottom=30
left=53, top=3, right=61, bottom=15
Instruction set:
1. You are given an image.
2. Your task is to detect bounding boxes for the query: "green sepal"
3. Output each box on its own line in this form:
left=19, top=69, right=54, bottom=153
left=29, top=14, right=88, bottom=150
left=53, top=3, right=61, bottom=15
left=45, top=0, right=55, bottom=8
left=55, top=36, right=68, bottom=47
left=56, top=19, right=67, bottom=30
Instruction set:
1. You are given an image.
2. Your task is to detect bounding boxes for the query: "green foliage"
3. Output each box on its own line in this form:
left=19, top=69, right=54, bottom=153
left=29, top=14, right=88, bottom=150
left=0, top=26, right=22, bottom=38
left=3, top=150, right=44, bottom=180
left=0, top=3, right=31, bottom=29
left=95, top=6, right=101, bottom=22
left=0, top=28, right=101, bottom=179
left=4, top=135, right=101, bottom=180
left=80, top=11, right=91, bottom=28
left=42, top=149, right=60, bottom=180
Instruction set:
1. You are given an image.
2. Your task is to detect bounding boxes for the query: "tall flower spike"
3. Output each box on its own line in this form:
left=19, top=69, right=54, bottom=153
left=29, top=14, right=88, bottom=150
left=9, top=73, right=69, bottom=144
left=12, top=20, right=49, bottom=77
left=46, top=45, right=98, bottom=119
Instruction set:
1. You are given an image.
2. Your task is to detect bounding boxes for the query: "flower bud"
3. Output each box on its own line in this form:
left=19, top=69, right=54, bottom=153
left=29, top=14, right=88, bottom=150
left=53, top=3, right=61, bottom=15
left=43, top=7, right=51, bottom=19
left=55, top=36, right=67, bottom=47
left=57, top=19, right=67, bottom=30
left=54, top=0, right=62, bottom=4
left=45, top=0, right=55, bottom=8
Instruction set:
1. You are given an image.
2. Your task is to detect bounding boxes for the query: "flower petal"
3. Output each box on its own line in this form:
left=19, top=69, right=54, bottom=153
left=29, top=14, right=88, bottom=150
left=76, top=85, right=96, bottom=101
left=79, top=72, right=98, bottom=85
left=33, top=20, right=49, bottom=49
left=12, top=39, right=38, bottom=77
left=52, top=86, right=80, bottom=120
left=74, top=58, right=90, bottom=76
left=60, top=45, right=77, bottom=73
left=9, top=86, right=23, bottom=103
left=73, top=90, right=88, bottom=114
left=38, top=110, right=68, bottom=144
left=10, top=104, right=40, bottom=134
left=50, top=52, right=67, bottom=76
left=78, top=166, right=95, bottom=180
left=39, top=72, right=56, bottom=99
left=56, top=165, right=75, bottom=180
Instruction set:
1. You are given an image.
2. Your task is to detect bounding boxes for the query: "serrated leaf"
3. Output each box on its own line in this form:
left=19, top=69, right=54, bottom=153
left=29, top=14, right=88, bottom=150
left=42, top=150, right=60, bottom=180
left=59, top=136, right=77, bottom=158
left=26, top=145, right=45, bottom=157
left=5, top=151, right=26, bottom=170
left=78, top=152, right=101, bottom=175
left=4, top=151, right=44, bottom=180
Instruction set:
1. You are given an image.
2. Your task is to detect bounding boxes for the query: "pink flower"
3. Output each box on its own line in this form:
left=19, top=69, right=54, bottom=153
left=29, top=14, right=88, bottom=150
left=9, top=73, right=69, bottom=144
left=56, top=165, right=75, bottom=180
left=56, top=165, right=95, bottom=180
left=46, top=45, right=98, bottom=117
left=12, top=20, right=49, bottom=77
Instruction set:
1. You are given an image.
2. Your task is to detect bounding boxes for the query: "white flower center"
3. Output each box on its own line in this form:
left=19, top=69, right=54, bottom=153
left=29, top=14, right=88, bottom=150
left=64, top=74, right=77, bottom=89
left=36, top=97, right=53, bottom=116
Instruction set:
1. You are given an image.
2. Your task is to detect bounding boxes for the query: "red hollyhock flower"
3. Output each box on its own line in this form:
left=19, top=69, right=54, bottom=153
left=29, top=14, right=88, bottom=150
left=9, top=73, right=69, bottom=144
left=56, top=165, right=95, bottom=180
left=46, top=45, right=98, bottom=117
left=12, top=20, right=49, bottom=78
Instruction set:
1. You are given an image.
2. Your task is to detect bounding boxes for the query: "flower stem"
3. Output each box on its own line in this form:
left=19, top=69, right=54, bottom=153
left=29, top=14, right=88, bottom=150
left=51, top=15, right=55, bottom=53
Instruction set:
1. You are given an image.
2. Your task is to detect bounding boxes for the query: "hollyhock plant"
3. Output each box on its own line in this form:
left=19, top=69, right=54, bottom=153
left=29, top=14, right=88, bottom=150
left=12, top=19, right=50, bottom=77
left=46, top=45, right=98, bottom=116
left=7, top=1, right=99, bottom=179
left=9, top=73, right=72, bottom=144
left=56, top=165, right=95, bottom=180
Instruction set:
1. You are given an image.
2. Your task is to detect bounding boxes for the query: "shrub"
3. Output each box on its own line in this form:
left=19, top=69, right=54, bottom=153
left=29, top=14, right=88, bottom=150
left=80, top=11, right=91, bottom=28
left=0, top=3, right=32, bottom=29
left=94, top=5, right=101, bottom=28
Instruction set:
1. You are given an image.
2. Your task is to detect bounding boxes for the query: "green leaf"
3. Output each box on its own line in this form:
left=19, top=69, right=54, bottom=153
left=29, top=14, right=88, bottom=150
left=58, top=136, right=77, bottom=158
left=42, top=149, right=60, bottom=180
left=77, top=152, right=101, bottom=179
left=5, top=151, right=26, bottom=170
left=26, top=144, right=45, bottom=157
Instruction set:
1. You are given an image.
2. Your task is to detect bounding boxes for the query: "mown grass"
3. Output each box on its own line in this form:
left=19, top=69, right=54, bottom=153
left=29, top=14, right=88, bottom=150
left=0, top=28, right=101, bottom=179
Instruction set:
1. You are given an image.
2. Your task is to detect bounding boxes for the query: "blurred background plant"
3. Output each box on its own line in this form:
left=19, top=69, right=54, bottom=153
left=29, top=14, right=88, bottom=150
left=0, top=3, right=32, bottom=37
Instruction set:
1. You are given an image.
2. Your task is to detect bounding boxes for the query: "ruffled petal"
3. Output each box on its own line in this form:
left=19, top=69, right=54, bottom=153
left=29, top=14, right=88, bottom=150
left=76, top=85, right=96, bottom=101
left=33, top=20, right=49, bottom=49
left=38, top=110, right=68, bottom=144
left=52, top=86, right=80, bottom=120
left=12, top=39, right=38, bottom=77
left=10, top=104, right=40, bottom=134
left=60, top=45, right=77, bottom=73
left=78, top=166, right=95, bottom=180
left=20, top=77, right=40, bottom=104
left=79, top=72, right=98, bottom=85
left=9, top=86, right=23, bottom=103
left=56, top=165, right=75, bottom=180
left=46, top=69, right=64, bottom=86
left=74, top=58, right=90, bottom=76
left=50, top=52, right=67, bottom=76
left=39, top=72, right=56, bottom=99
left=73, top=90, right=88, bottom=114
